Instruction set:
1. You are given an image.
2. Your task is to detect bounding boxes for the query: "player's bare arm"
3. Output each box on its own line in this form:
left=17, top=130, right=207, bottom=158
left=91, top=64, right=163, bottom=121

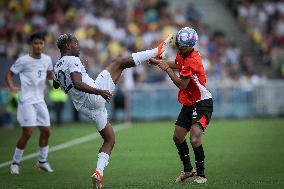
left=71, top=72, right=112, bottom=102
left=5, top=70, right=20, bottom=92
left=157, top=61, right=190, bottom=89
left=46, top=70, right=54, bottom=80
left=149, top=58, right=177, bottom=69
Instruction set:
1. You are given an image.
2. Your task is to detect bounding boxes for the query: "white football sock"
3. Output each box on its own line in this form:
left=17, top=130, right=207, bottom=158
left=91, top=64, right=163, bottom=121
left=38, top=146, right=49, bottom=163
left=132, top=48, right=158, bottom=66
left=12, top=147, right=24, bottom=164
left=96, top=152, right=110, bottom=176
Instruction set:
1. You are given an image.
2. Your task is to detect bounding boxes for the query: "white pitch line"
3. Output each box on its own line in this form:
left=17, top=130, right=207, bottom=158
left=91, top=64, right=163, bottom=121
left=0, top=123, right=130, bottom=169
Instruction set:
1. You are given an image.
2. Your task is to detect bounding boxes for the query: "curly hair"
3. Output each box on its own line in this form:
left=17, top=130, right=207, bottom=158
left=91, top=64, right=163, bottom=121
left=56, top=34, right=74, bottom=51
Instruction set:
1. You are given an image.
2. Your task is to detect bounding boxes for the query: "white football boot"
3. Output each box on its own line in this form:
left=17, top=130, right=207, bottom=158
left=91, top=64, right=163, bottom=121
left=175, top=168, right=196, bottom=183
left=10, top=163, right=19, bottom=174
left=156, top=34, right=175, bottom=60
left=193, top=175, right=207, bottom=184
left=36, top=161, right=54, bottom=172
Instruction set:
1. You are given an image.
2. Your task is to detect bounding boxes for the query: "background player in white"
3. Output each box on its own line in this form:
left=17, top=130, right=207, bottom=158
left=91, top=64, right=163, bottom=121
left=5, top=33, right=54, bottom=174
left=53, top=33, right=171, bottom=188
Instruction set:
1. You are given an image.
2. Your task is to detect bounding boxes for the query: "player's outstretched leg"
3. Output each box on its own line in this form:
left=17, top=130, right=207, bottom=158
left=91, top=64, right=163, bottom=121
left=106, top=34, right=174, bottom=84
left=156, top=33, right=174, bottom=59
left=190, top=123, right=207, bottom=184
left=91, top=122, right=115, bottom=189
left=10, top=127, right=33, bottom=174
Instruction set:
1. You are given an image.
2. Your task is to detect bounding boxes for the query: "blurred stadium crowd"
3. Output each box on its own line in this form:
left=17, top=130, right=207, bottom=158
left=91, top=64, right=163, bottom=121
left=226, top=0, right=284, bottom=78
left=1, top=0, right=284, bottom=127
left=1, top=0, right=277, bottom=84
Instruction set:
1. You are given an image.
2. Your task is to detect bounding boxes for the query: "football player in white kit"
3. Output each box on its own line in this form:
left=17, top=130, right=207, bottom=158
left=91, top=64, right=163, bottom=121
left=5, top=33, right=54, bottom=174
left=53, top=33, right=172, bottom=188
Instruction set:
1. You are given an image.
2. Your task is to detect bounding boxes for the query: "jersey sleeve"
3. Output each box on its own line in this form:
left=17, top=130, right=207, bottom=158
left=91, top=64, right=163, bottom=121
left=10, top=58, right=24, bottom=74
left=69, top=57, right=82, bottom=73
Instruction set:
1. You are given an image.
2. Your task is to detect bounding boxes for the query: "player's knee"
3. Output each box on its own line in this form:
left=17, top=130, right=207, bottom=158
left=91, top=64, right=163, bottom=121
left=44, top=130, right=51, bottom=138
left=22, top=129, right=33, bottom=139
left=173, top=134, right=183, bottom=144
left=40, top=128, right=51, bottom=138
left=190, top=124, right=202, bottom=147
left=103, top=131, right=115, bottom=147
left=190, top=135, right=201, bottom=147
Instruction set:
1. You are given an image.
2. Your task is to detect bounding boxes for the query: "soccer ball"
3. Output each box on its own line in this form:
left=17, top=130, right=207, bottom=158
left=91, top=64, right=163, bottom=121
left=176, top=27, right=198, bottom=48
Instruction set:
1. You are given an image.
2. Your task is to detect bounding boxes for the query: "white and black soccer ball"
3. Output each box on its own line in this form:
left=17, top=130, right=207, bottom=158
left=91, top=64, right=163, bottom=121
left=176, top=27, right=198, bottom=48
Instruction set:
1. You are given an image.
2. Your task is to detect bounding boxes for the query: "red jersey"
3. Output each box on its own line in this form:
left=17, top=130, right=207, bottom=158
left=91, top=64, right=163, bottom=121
left=175, top=49, right=212, bottom=106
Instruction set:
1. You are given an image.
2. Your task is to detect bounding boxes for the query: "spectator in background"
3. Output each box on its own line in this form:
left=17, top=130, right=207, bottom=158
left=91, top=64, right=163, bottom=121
left=0, top=89, right=16, bottom=129
left=233, top=0, right=284, bottom=78
left=49, top=80, right=68, bottom=125
left=0, top=0, right=259, bottom=84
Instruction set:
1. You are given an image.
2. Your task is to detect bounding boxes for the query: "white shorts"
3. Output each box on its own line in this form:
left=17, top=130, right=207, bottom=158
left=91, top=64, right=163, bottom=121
left=79, top=70, right=115, bottom=131
left=17, top=102, right=50, bottom=127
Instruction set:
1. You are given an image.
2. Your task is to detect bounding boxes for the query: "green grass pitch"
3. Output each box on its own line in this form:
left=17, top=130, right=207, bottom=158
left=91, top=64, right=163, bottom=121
left=0, top=118, right=283, bottom=189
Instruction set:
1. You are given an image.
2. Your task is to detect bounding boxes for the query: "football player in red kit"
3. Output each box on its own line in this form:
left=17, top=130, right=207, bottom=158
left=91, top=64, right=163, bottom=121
left=149, top=27, right=213, bottom=184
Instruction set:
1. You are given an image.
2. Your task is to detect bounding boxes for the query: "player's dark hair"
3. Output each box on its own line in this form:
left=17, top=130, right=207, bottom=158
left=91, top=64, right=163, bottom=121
left=56, top=34, right=74, bottom=52
left=28, top=32, right=45, bottom=43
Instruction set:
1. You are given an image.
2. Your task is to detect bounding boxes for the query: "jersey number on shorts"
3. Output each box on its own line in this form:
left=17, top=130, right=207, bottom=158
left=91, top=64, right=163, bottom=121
left=56, top=70, right=73, bottom=93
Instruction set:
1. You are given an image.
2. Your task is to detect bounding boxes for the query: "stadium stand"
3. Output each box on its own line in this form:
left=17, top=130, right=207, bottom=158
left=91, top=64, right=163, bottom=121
left=0, top=0, right=263, bottom=83
left=225, top=0, right=284, bottom=78
left=0, top=0, right=283, bottom=123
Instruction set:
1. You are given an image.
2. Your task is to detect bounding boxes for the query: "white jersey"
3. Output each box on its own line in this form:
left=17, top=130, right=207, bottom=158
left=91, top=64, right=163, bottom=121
left=53, top=56, right=95, bottom=110
left=10, top=54, right=53, bottom=104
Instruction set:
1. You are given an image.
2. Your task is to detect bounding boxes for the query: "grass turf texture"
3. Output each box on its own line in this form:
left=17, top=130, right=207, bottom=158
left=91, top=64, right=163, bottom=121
left=0, top=118, right=283, bottom=189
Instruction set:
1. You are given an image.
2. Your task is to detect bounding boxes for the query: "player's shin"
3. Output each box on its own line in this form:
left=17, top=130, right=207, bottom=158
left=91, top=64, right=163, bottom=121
left=175, top=140, right=193, bottom=172
left=96, top=152, right=109, bottom=176
left=12, top=147, right=24, bottom=164
left=131, top=48, right=158, bottom=66
left=193, top=145, right=205, bottom=176
left=38, top=146, right=49, bottom=163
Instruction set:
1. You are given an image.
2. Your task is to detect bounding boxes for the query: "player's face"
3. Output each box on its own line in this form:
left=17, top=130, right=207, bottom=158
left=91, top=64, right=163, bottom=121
left=178, top=46, right=192, bottom=55
left=31, top=39, right=44, bottom=55
left=70, top=38, right=80, bottom=57
left=175, top=40, right=193, bottom=55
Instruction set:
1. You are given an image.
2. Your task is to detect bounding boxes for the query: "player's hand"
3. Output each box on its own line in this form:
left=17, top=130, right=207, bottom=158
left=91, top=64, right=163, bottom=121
left=9, top=85, right=20, bottom=92
left=148, top=58, right=162, bottom=66
left=158, top=61, right=170, bottom=72
left=100, top=90, right=113, bottom=103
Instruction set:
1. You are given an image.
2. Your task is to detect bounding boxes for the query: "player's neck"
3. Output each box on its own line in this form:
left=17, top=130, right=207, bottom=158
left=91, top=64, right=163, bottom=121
left=180, top=48, right=194, bottom=58
left=60, top=51, right=72, bottom=58
left=30, top=52, right=41, bottom=59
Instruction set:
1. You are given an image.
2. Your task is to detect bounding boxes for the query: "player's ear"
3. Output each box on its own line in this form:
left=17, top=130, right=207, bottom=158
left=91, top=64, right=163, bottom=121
left=64, top=42, right=71, bottom=50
